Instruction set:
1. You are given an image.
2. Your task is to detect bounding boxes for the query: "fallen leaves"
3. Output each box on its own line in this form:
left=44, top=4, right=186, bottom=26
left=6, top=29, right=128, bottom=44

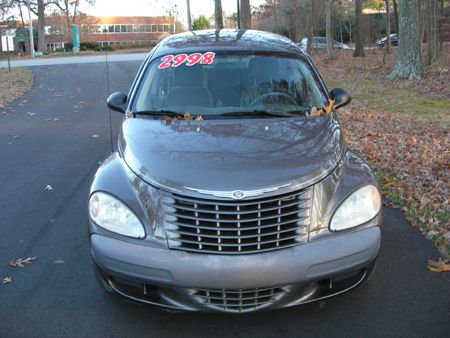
left=91, top=134, right=100, bottom=139
left=164, top=112, right=204, bottom=125
left=0, top=68, right=33, bottom=108
left=314, top=47, right=450, bottom=260
left=44, top=185, right=53, bottom=191
left=427, top=259, right=450, bottom=273
left=2, top=277, right=12, bottom=284
left=9, top=257, right=36, bottom=268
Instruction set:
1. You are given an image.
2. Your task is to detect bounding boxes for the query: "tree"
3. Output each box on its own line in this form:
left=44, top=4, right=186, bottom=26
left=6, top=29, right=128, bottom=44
left=192, top=15, right=209, bottom=30
left=214, top=0, right=223, bottom=29
left=37, top=0, right=45, bottom=52
left=240, top=0, right=251, bottom=29
left=388, top=0, right=423, bottom=80
left=427, top=0, right=438, bottom=65
left=392, top=0, right=399, bottom=34
left=353, top=0, right=365, bottom=57
left=325, top=0, right=333, bottom=59
left=385, top=0, right=391, bottom=52
left=50, top=0, right=96, bottom=41
left=306, top=0, right=314, bottom=54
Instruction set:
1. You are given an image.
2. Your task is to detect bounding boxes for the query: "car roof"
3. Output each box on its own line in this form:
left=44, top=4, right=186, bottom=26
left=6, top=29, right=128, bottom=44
left=151, top=29, right=306, bottom=59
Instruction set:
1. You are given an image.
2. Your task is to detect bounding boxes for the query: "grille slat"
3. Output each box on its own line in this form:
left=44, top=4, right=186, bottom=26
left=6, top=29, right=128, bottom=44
left=194, top=287, right=288, bottom=312
left=167, top=192, right=310, bottom=207
left=166, top=208, right=305, bottom=223
left=164, top=188, right=311, bottom=254
left=174, top=233, right=302, bottom=248
left=164, top=198, right=309, bottom=215
left=167, top=225, right=301, bottom=239
left=166, top=216, right=309, bottom=232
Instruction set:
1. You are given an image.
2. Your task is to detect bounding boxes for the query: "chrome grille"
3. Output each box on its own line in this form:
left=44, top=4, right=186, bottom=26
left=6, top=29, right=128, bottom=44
left=193, top=287, right=288, bottom=312
left=163, top=188, right=311, bottom=254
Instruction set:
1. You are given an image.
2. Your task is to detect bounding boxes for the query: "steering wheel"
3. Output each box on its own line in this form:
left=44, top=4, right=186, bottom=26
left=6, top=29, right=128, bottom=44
left=251, top=92, right=297, bottom=107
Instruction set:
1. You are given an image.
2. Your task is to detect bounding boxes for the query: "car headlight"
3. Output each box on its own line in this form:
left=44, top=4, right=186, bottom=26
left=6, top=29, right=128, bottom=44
left=89, top=192, right=145, bottom=238
left=330, top=185, right=381, bottom=231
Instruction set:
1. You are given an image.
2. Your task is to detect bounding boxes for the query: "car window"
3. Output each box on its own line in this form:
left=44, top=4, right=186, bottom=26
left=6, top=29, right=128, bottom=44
left=132, top=53, right=326, bottom=117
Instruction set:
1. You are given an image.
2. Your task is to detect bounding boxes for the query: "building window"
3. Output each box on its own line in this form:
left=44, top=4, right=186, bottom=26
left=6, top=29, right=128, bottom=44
left=127, top=25, right=133, bottom=32
left=163, top=24, right=169, bottom=32
left=108, top=25, right=114, bottom=33
left=151, top=24, right=157, bottom=32
left=114, top=25, right=120, bottom=33
left=158, top=24, right=163, bottom=32
left=121, top=25, right=127, bottom=33
left=145, top=24, right=151, bottom=32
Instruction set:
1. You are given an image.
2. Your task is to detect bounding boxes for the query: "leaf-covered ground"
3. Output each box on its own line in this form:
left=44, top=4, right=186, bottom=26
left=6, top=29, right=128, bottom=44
left=0, top=67, right=33, bottom=108
left=314, top=47, right=450, bottom=258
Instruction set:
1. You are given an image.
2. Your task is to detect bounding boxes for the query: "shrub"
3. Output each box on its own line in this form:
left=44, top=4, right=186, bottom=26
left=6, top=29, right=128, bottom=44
left=64, top=42, right=73, bottom=51
left=55, top=47, right=65, bottom=52
left=80, top=41, right=100, bottom=50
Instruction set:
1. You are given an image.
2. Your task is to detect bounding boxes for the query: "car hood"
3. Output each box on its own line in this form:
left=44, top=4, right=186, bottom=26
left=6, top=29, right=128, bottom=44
left=119, top=114, right=344, bottom=198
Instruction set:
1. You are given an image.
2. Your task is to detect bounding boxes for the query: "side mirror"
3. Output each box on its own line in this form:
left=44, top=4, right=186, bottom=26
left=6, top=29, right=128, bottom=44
left=330, top=88, right=351, bottom=109
left=107, top=92, right=127, bottom=114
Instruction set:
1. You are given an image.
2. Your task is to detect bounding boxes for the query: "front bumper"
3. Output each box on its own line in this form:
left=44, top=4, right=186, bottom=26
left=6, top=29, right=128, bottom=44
left=91, top=226, right=380, bottom=312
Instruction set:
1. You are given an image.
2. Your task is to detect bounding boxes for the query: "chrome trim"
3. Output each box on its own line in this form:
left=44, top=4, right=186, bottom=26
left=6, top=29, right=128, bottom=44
left=184, top=183, right=291, bottom=200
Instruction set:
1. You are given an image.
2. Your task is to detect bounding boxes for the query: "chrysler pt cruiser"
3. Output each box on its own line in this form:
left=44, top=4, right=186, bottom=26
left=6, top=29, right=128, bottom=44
left=89, top=29, right=382, bottom=313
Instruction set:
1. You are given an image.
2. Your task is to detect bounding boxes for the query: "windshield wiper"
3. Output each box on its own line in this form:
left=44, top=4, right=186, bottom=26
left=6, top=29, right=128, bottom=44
left=132, top=109, right=186, bottom=117
left=221, top=110, right=306, bottom=117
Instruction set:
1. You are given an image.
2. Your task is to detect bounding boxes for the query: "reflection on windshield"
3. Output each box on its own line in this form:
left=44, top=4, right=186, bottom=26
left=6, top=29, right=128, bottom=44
left=133, top=54, right=326, bottom=116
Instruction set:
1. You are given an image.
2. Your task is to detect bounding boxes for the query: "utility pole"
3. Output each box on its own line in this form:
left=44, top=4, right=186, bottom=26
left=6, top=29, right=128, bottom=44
left=27, top=0, right=34, bottom=58
left=237, top=0, right=241, bottom=29
left=186, top=0, right=192, bottom=31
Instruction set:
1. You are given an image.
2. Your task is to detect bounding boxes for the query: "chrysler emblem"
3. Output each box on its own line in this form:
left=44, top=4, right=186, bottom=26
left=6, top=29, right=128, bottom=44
left=185, top=184, right=291, bottom=200
left=232, top=190, right=245, bottom=199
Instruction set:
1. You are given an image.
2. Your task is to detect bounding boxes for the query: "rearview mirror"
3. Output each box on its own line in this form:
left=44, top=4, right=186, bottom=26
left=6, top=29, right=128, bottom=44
left=107, top=92, right=127, bottom=114
left=330, top=88, right=351, bottom=109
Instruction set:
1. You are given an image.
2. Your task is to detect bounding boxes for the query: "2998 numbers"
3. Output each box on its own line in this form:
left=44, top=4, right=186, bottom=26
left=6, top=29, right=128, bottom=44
left=158, top=52, right=216, bottom=69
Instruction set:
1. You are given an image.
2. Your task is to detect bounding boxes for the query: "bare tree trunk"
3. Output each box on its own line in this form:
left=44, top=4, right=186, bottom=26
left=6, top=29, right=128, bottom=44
left=427, top=0, right=438, bottom=64
left=325, top=0, right=333, bottom=59
left=438, top=0, right=443, bottom=53
left=240, top=0, right=251, bottom=30
left=392, top=0, right=399, bottom=34
left=353, top=0, right=365, bottom=57
left=419, top=0, right=425, bottom=52
left=385, top=0, right=391, bottom=52
left=388, top=0, right=423, bottom=80
left=306, top=0, right=314, bottom=54
left=37, top=0, right=45, bottom=52
left=214, top=0, right=223, bottom=29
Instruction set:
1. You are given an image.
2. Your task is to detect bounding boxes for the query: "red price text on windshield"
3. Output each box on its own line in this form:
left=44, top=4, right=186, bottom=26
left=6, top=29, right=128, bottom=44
left=158, top=52, right=215, bottom=69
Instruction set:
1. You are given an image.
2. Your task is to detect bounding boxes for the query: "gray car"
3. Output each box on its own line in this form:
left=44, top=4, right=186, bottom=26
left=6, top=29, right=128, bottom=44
left=298, top=37, right=351, bottom=51
left=89, top=29, right=382, bottom=313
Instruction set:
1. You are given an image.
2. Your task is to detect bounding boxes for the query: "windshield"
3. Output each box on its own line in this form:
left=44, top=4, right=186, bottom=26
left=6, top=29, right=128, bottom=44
left=132, top=52, right=326, bottom=117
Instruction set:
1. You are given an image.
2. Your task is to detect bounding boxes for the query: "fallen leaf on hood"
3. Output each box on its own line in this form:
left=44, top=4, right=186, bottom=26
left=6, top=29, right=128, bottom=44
left=194, top=115, right=204, bottom=121
left=9, top=257, right=37, bottom=268
left=184, top=112, right=193, bottom=120
left=44, top=185, right=53, bottom=191
left=26, top=112, right=36, bottom=117
left=427, top=259, right=450, bottom=272
left=2, top=277, right=12, bottom=284
left=308, top=106, right=321, bottom=117
left=91, top=134, right=99, bottom=139
left=322, top=98, right=335, bottom=114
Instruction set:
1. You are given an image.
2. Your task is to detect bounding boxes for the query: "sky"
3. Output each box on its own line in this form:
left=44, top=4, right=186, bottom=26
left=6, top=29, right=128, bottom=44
left=79, top=0, right=265, bottom=23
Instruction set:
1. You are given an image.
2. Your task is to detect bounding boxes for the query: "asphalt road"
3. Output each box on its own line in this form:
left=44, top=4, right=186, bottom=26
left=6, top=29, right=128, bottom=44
left=0, top=59, right=449, bottom=338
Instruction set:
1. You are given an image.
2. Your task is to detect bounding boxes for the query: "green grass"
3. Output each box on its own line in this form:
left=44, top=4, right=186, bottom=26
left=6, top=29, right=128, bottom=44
left=327, top=79, right=450, bottom=123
